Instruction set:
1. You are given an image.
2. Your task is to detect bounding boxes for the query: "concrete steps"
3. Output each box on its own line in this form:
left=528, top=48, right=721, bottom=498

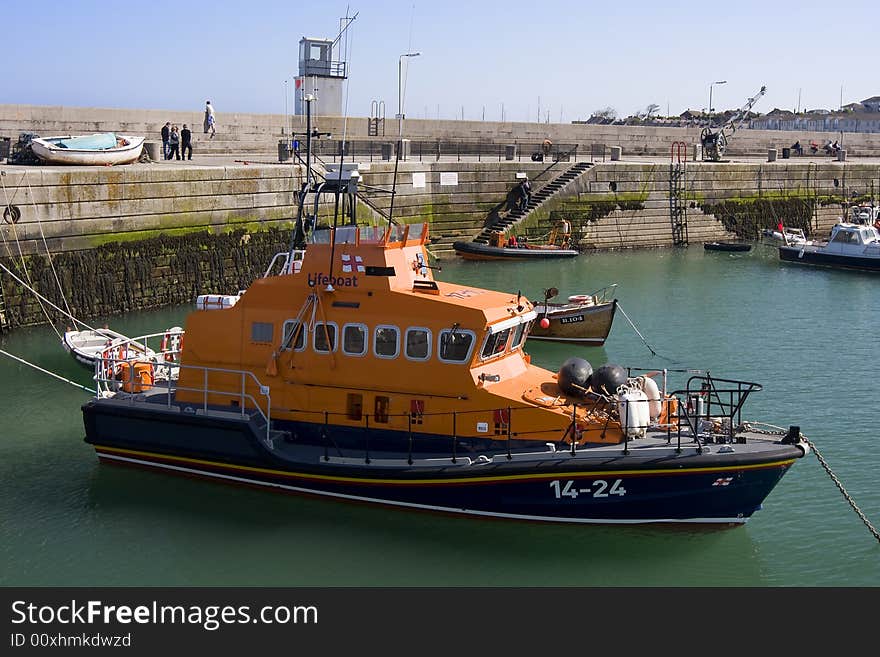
left=472, top=161, right=594, bottom=243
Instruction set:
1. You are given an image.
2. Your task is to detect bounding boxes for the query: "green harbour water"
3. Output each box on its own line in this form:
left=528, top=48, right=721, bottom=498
left=1, top=242, right=879, bottom=587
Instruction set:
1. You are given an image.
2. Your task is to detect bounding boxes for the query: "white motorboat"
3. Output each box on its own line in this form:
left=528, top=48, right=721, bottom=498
left=778, top=222, right=880, bottom=272
left=761, top=226, right=810, bottom=246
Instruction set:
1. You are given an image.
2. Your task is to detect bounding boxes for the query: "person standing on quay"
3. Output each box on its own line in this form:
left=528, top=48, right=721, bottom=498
left=204, top=100, right=216, bottom=139
left=161, top=121, right=171, bottom=159
left=167, top=125, right=181, bottom=160
left=180, top=124, right=192, bottom=160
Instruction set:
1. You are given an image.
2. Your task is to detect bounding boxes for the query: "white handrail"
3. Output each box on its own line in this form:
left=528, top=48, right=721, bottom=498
left=94, top=353, right=272, bottom=441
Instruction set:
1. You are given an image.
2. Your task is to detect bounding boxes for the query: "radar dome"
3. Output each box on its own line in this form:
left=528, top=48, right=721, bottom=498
left=557, top=357, right=593, bottom=397
left=590, top=363, right=627, bottom=396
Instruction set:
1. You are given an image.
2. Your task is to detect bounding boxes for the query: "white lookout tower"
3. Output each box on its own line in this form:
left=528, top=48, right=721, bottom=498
left=294, top=36, right=347, bottom=117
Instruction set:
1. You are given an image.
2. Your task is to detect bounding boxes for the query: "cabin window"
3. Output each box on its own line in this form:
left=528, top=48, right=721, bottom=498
left=251, top=322, right=274, bottom=344
left=311, top=228, right=332, bottom=244
left=480, top=328, right=511, bottom=360
left=438, top=329, right=476, bottom=363
left=342, top=323, right=368, bottom=356
left=374, top=395, right=390, bottom=423
left=313, top=322, right=338, bottom=352
left=405, top=327, right=432, bottom=361
left=374, top=325, right=399, bottom=359
left=347, top=393, right=363, bottom=421
left=281, top=320, right=306, bottom=351
left=511, top=321, right=528, bottom=349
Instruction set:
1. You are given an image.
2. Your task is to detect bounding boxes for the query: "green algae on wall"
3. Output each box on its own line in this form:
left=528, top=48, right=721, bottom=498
left=699, top=194, right=821, bottom=238
left=1, top=228, right=292, bottom=329
left=512, top=194, right=644, bottom=245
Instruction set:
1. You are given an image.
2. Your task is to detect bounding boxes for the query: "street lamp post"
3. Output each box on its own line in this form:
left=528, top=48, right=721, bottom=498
left=397, top=52, right=421, bottom=139
left=390, top=52, right=420, bottom=223
left=709, top=80, right=727, bottom=116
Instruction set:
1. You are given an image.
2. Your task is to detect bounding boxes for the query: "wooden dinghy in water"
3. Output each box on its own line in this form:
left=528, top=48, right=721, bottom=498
left=62, top=327, right=156, bottom=370
left=529, top=285, right=618, bottom=345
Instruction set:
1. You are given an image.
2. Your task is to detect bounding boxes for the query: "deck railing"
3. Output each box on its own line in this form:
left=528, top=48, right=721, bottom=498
left=94, top=349, right=273, bottom=441
left=94, top=350, right=766, bottom=459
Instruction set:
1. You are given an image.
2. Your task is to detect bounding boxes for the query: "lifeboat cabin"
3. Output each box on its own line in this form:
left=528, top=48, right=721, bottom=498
left=170, top=223, right=630, bottom=451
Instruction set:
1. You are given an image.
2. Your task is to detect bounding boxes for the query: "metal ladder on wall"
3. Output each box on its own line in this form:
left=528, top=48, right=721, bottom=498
left=669, top=141, right=688, bottom=246
left=0, top=281, right=8, bottom=333
left=368, top=100, right=385, bottom=137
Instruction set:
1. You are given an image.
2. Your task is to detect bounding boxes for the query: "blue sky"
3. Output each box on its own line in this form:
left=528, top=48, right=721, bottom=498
left=5, top=0, right=878, bottom=121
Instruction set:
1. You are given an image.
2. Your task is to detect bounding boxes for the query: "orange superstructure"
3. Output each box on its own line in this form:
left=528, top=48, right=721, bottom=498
left=174, top=223, right=625, bottom=446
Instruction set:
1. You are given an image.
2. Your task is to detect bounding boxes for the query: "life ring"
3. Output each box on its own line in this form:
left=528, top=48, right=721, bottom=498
left=567, top=294, right=594, bottom=304
left=161, top=328, right=184, bottom=362
left=3, top=205, right=21, bottom=224
left=100, top=347, right=122, bottom=380
left=100, top=348, right=113, bottom=378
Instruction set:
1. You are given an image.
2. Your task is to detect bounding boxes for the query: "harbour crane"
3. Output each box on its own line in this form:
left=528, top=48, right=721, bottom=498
left=700, top=85, right=767, bottom=161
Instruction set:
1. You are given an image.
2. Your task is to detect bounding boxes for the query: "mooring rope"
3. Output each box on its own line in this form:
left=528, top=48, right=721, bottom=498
left=0, top=348, right=94, bottom=394
left=615, top=301, right=672, bottom=361
left=23, top=169, right=76, bottom=322
left=0, top=260, right=97, bottom=333
left=0, top=172, right=64, bottom=339
left=0, top=172, right=27, bottom=267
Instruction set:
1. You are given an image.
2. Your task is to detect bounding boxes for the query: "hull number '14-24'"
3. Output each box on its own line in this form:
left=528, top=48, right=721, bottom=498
left=550, top=479, right=627, bottom=499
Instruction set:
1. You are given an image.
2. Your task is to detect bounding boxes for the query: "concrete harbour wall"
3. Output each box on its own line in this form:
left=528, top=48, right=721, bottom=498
left=2, top=102, right=880, bottom=330
left=4, top=104, right=880, bottom=158
left=2, top=157, right=878, bottom=329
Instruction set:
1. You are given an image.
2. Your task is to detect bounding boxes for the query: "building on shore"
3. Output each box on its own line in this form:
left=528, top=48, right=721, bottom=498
left=751, top=96, right=880, bottom=133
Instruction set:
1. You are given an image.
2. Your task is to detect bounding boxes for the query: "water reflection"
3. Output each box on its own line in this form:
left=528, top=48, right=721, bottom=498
left=80, top=461, right=765, bottom=586
left=3, top=247, right=880, bottom=586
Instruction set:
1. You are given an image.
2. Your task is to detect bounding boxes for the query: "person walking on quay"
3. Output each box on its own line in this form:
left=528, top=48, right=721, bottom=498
left=204, top=100, right=216, bottom=139
left=161, top=121, right=171, bottom=159
left=180, top=124, right=192, bottom=160
left=167, top=125, right=181, bottom=160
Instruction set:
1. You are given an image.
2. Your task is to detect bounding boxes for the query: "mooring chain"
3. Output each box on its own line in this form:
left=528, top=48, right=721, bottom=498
left=742, top=422, right=879, bottom=543
left=806, top=437, right=880, bottom=544
left=738, top=421, right=786, bottom=436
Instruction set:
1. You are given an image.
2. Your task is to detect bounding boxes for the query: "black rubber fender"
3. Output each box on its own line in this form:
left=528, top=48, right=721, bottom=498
left=3, top=204, right=20, bottom=224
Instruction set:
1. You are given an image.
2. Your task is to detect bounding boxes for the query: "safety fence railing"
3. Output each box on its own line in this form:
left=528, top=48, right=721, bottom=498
left=93, top=352, right=768, bottom=462
left=624, top=368, right=763, bottom=455
left=305, top=138, right=581, bottom=163
left=94, top=353, right=272, bottom=442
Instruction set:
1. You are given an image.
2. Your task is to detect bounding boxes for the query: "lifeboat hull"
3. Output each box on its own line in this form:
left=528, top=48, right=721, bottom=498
left=83, top=395, right=804, bottom=525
